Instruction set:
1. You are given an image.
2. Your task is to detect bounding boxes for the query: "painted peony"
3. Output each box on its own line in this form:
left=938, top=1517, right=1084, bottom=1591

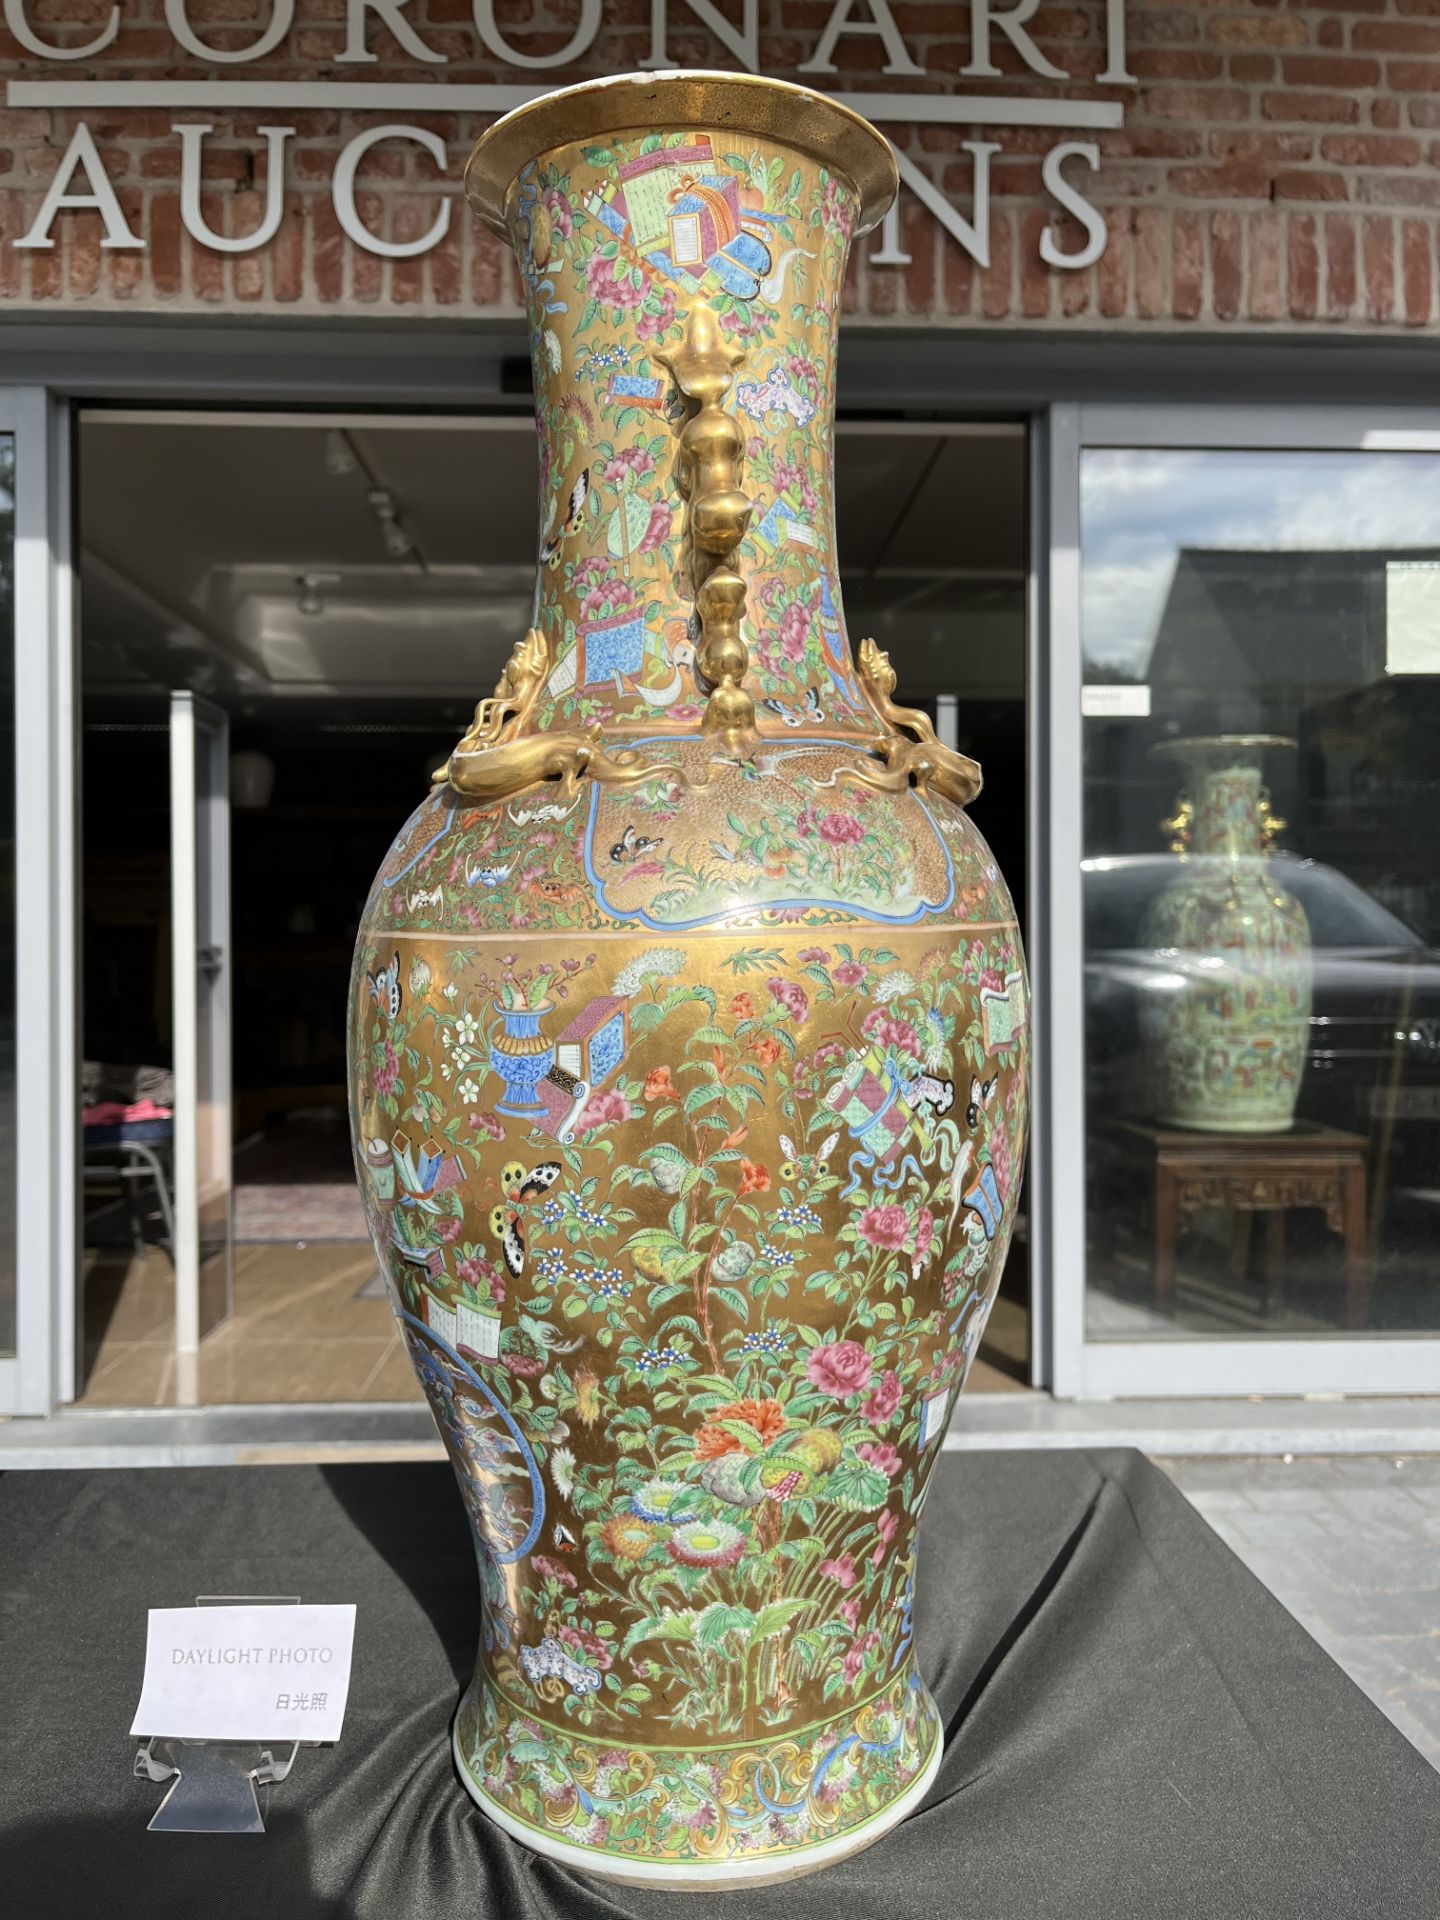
left=818, top=811, right=864, bottom=847
left=858, top=1204, right=910, bottom=1251
left=766, top=977, right=809, bottom=1022
left=806, top=1339, right=873, bottom=1399
left=863, top=1368, right=902, bottom=1424
left=578, top=1088, right=630, bottom=1132
left=694, top=1398, right=787, bottom=1458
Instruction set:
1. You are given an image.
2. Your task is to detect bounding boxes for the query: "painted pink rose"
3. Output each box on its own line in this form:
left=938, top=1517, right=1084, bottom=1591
left=857, top=1440, right=902, bottom=1478
left=817, top=811, right=864, bottom=847
left=820, top=1552, right=858, bottom=1589
left=796, top=947, right=830, bottom=966
left=833, top=961, right=864, bottom=988
left=858, top=1204, right=910, bottom=1251
left=806, top=1338, right=873, bottom=1399
left=578, top=1089, right=630, bottom=1132
left=864, top=1368, right=902, bottom=1424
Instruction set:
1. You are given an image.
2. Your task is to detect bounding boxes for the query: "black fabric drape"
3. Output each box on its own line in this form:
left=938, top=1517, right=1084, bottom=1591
left=3, top=1450, right=1436, bottom=1918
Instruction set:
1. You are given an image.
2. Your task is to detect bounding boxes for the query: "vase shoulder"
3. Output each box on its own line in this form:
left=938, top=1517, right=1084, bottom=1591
left=361, top=740, right=1018, bottom=944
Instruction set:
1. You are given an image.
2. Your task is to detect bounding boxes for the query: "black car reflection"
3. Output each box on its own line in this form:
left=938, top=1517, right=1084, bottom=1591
left=1084, top=853, right=1440, bottom=1197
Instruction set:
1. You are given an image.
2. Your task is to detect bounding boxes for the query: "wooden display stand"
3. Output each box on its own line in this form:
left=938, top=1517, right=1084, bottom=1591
left=1112, top=1120, right=1370, bottom=1329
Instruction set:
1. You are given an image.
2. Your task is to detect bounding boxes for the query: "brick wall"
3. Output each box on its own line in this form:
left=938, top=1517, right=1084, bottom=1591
left=0, top=0, right=1436, bottom=329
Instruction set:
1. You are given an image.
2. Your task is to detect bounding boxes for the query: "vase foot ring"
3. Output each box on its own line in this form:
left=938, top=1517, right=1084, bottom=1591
left=452, top=1716, right=943, bottom=1890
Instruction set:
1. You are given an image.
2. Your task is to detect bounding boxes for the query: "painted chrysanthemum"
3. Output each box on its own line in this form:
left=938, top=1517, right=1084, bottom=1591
left=630, top=1477, right=690, bottom=1524
left=667, top=1519, right=746, bottom=1568
left=600, top=1512, right=655, bottom=1562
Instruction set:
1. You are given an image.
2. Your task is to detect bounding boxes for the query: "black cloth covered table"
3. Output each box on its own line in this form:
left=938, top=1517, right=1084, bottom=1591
left=3, top=1450, right=1437, bottom=1918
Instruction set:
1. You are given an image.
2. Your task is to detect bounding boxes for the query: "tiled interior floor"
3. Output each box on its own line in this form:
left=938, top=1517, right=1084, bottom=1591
left=77, top=1243, right=1031, bottom=1407
left=78, top=1243, right=422, bottom=1407
left=1161, top=1455, right=1440, bottom=1772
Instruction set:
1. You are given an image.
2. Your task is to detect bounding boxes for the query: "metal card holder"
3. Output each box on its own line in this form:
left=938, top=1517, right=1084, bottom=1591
left=133, top=1596, right=302, bottom=1835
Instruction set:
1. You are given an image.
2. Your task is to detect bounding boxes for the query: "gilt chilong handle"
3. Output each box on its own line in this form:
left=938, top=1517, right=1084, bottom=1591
left=659, top=303, right=756, bottom=748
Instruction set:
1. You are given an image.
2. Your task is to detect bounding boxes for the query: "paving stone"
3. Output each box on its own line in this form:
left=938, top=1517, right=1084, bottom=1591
left=1159, top=1455, right=1440, bottom=1774
left=1303, top=1544, right=1440, bottom=1593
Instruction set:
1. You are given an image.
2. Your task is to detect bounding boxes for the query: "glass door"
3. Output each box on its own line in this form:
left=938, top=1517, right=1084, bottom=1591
left=1048, top=406, right=1440, bottom=1397
left=170, top=691, right=232, bottom=1390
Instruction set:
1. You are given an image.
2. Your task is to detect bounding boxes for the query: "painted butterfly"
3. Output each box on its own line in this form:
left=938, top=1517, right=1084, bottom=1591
left=966, top=1073, right=998, bottom=1130
left=501, top=1160, right=562, bottom=1202
left=489, top=1205, right=526, bottom=1279
left=366, top=952, right=401, bottom=1020
left=539, top=468, right=590, bottom=568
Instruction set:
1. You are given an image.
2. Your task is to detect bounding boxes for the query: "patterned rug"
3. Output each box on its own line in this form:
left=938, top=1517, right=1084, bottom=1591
left=233, top=1125, right=369, bottom=1243
left=233, top=1181, right=369, bottom=1244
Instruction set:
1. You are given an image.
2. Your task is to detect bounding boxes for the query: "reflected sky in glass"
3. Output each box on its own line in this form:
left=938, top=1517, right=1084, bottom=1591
left=1081, top=449, right=1440, bottom=675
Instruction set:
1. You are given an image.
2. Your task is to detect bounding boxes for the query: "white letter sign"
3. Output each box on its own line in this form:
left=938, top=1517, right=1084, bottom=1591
left=797, top=0, right=923, bottom=77
left=963, top=0, right=1067, bottom=81
left=177, top=124, right=296, bottom=253
left=15, top=124, right=140, bottom=250
left=165, top=0, right=295, bottom=64
left=333, top=125, right=452, bottom=258
left=338, top=0, right=446, bottom=65
left=3, top=0, right=118, bottom=59
left=471, top=0, right=601, bottom=68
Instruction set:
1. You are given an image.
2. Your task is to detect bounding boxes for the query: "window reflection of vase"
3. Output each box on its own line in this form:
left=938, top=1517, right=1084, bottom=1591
left=1141, top=737, right=1312, bottom=1133
left=487, top=1001, right=555, bottom=1116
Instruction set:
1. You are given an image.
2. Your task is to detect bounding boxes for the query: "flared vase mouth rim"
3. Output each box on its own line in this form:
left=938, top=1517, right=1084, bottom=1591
left=463, top=68, right=899, bottom=240
left=1150, top=733, right=1299, bottom=759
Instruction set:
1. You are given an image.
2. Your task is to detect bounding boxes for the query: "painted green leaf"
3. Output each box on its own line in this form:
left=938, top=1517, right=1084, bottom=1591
left=712, top=1285, right=751, bottom=1323
left=620, top=1611, right=699, bottom=1658
left=582, top=145, right=616, bottom=165
left=751, top=1598, right=809, bottom=1640
left=821, top=1452, right=890, bottom=1512
left=694, top=1602, right=756, bottom=1650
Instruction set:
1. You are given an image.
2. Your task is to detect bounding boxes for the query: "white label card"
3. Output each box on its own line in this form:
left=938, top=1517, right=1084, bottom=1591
left=130, top=1604, right=356, bottom=1744
left=1081, top=683, right=1152, bottom=718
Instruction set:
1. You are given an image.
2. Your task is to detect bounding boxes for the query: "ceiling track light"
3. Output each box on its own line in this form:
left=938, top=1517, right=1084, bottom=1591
left=324, top=428, right=359, bottom=477
left=368, top=486, right=420, bottom=565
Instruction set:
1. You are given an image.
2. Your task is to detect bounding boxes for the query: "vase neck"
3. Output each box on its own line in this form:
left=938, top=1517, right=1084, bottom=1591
left=506, top=125, right=875, bottom=740
left=1188, top=759, right=1264, bottom=857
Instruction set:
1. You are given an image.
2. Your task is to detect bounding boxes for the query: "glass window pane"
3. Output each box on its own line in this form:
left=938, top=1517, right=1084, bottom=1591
left=1081, top=447, right=1440, bottom=1339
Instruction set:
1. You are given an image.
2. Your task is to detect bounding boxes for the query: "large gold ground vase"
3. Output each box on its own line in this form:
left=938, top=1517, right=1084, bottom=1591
left=348, top=71, right=1030, bottom=1889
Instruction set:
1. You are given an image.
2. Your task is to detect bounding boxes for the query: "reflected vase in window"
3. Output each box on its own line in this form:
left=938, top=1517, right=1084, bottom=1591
left=1141, top=736, right=1312, bottom=1132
